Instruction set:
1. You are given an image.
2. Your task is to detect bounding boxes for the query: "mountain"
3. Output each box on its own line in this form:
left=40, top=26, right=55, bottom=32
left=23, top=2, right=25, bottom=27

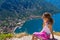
left=0, top=0, right=60, bottom=20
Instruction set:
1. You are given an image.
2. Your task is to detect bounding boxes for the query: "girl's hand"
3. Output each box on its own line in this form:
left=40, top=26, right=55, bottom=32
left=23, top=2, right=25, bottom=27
left=52, top=38, right=57, bottom=40
left=52, top=36, right=54, bottom=39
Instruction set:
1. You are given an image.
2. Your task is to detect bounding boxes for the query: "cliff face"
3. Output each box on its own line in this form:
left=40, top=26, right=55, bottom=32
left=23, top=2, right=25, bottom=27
left=0, top=0, right=60, bottom=20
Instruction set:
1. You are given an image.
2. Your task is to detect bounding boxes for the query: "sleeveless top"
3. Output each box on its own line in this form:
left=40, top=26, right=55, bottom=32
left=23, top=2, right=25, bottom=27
left=41, top=22, right=51, bottom=35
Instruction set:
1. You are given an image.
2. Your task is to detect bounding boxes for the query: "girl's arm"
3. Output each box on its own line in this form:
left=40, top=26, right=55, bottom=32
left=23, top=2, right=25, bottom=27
left=51, top=27, right=54, bottom=39
left=49, top=25, right=54, bottom=38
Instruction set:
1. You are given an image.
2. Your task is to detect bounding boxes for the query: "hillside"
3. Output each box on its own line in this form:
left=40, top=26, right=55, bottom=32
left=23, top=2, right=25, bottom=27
left=0, top=0, right=60, bottom=20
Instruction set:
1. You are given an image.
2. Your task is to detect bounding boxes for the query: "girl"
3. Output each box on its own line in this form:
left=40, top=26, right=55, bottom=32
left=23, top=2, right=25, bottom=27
left=32, top=12, right=54, bottom=40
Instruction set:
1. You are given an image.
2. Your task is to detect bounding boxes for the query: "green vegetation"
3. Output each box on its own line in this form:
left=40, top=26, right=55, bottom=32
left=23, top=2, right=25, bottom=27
left=0, top=33, right=13, bottom=40
left=1, top=20, right=9, bottom=26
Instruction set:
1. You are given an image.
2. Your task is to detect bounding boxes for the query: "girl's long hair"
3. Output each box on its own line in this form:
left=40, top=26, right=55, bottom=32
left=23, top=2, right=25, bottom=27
left=42, top=12, right=53, bottom=25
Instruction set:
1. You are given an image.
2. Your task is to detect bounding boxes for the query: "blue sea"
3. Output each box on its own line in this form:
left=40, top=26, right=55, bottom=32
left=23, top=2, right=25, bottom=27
left=15, top=13, right=60, bottom=34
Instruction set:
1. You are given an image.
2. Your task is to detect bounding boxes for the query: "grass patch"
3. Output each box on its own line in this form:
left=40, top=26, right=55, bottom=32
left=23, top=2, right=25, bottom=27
left=0, top=33, right=13, bottom=40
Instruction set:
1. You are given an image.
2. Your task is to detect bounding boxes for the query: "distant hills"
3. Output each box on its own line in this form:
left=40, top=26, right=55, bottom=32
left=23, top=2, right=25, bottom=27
left=0, top=0, right=60, bottom=20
